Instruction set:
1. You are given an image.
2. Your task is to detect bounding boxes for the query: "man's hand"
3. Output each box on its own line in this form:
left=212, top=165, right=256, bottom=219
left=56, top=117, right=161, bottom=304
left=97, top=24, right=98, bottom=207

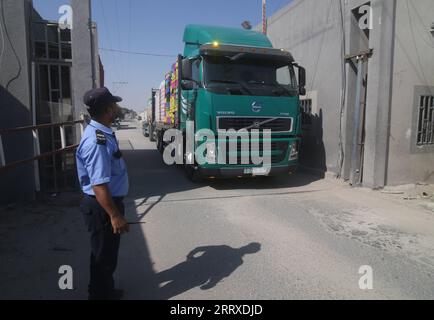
left=93, top=184, right=130, bottom=235
left=110, top=214, right=130, bottom=235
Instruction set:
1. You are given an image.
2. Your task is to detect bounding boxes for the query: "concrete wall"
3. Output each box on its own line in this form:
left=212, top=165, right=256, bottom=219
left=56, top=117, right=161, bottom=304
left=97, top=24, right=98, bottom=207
left=266, top=0, right=345, bottom=174
left=91, top=22, right=101, bottom=88
left=0, top=0, right=99, bottom=203
left=342, top=0, right=370, bottom=182
left=0, top=0, right=35, bottom=204
left=266, top=0, right=434, bottom=188
left=360, top=0, right=396, bottom=189
left=387, top=0, right=434, bottom=185
left=71, top=0, right=94, bottom=142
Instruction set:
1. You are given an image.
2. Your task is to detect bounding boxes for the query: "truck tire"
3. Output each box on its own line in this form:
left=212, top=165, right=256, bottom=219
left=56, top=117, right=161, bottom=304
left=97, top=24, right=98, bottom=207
left=156, top=132, right=162, bottom=153
left=157, top=131, right=165, bottom=154
left=150, top=127, right=156, bottom=142
left=185, top=164, right=203, bottom=183
left=183, top=135, right=202, bottom=182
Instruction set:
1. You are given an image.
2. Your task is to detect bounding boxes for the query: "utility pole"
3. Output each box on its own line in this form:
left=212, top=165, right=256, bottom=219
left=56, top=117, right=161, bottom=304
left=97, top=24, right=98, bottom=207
left=345, top=49, right=372, bottom=186
left=262, top=0, right=267, bottom=35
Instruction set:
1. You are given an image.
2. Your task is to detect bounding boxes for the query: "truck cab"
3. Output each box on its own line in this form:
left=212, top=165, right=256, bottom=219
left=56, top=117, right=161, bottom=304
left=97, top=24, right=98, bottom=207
left=154, top=25, right=306, bottom=181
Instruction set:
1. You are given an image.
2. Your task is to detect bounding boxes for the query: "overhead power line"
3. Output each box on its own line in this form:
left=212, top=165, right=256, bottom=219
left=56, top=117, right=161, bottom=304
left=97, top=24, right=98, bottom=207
left=100, top=48, right=177, bottom=58
left=113, top=0, right=125, bottom=80
left=127, top=0, right=133, bottom=78
left=100, top=0, right=122, bottom=81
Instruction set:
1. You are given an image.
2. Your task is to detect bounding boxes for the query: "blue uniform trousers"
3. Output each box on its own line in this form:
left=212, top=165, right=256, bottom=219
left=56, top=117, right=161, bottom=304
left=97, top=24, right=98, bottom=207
left=80, top=195, right=125, bottom=300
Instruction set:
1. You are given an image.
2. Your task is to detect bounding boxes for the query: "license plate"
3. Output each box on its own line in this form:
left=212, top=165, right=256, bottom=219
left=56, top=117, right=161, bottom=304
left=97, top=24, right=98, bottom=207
left=244, top=167, right=271, bottom=176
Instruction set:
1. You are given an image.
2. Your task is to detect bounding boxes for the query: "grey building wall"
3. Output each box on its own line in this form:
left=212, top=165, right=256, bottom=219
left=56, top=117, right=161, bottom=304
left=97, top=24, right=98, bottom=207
left=0, top=0, right=35, bottom=204
left=387, top=0, right=434, bottom=185
left=266, top=0, right=433, bottom=187
left=0, top=0, right=98, bottom=203
left=358, top=0, right=396, bottom=189
left=91, top=22, right=101, bottom=88
left=71, top=0, right=95, bottom=141
left=266, top=0, right=347, bottom=175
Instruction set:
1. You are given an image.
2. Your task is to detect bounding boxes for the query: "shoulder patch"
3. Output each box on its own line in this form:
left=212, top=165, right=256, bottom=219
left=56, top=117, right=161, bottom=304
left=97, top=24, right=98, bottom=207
left=95, top=130, right=107, bottom=145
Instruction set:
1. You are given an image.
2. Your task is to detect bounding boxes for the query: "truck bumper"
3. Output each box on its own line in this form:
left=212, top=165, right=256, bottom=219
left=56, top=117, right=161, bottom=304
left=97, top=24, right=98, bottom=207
left=199, top=165, right=298, bottom=178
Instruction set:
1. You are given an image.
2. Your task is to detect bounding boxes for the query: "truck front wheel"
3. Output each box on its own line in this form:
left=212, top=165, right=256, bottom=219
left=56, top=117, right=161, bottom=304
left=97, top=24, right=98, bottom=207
left=156, top=131, right=164, bottom=154
left=150, top=126, right=156, bottom=142
left=184, top=164, right=203, bottom=183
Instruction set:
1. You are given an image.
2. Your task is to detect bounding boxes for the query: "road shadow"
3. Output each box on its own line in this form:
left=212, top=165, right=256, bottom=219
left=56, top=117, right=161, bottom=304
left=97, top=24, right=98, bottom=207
left=122, top=147, right=206, bottom=219
left=125, top=156, right=323, bottom=219
left=299, top=109, right=327, bottom=177
left=156, top=243, right=261, bottom=300
left=120, top=146, right=204, bottom=299
left=121, top=143, right=264, bottom=299
left=208, top=171, right=322, bottom=191
left=122, top=148, right=324, bottom=218
left=117, top=126, right=137, bottom=130
left=0, top=85, right=35, bottom=204
left=118, top=126, right=321, bottom=299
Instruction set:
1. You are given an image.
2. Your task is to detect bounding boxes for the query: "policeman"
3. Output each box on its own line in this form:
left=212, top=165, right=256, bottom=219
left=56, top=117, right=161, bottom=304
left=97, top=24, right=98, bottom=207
left=76, top=87, right=130, bottom=300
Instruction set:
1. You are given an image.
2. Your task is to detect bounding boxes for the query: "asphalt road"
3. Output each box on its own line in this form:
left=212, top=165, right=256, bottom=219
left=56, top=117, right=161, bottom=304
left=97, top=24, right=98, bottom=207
left=2, top=120, right=434, bottom=300
left=114, top=121, right=434, bottom=300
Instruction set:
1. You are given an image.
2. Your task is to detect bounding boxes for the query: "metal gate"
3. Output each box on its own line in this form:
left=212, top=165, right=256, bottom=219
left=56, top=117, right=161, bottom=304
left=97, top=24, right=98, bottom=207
left=32, top=20, right=77, bottom=192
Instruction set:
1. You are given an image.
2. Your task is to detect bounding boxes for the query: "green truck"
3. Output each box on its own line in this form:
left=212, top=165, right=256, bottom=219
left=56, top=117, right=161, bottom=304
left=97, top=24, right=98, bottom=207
left=150, top=25, right=306, bottom=181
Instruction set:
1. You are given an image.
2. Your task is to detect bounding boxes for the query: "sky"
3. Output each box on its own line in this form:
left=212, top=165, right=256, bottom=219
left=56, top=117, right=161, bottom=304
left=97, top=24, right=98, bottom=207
left=33, top=0, right=293, bottom=112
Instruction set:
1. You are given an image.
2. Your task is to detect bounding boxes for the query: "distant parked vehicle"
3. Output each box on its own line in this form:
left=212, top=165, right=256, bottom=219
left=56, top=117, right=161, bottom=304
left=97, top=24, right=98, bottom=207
left=142, top=121, right=150, bottom=137
left=112, top=118, right=121, bottom=130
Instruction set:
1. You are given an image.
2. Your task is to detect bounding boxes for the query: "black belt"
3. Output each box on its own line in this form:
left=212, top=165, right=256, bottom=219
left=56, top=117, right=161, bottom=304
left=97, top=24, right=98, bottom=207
left=85, top=194, right=124, bottom=201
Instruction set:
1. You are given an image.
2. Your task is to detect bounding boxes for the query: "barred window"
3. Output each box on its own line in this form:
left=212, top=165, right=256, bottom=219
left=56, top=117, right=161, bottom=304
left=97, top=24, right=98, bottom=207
left=32, top=22, right=72, bottom=61
left=417, top=95, right=434, bottom=146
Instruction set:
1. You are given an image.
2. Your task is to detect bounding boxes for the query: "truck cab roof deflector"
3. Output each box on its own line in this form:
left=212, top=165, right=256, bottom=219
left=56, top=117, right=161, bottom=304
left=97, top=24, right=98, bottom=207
left=200, top=43, right=295, bottom=62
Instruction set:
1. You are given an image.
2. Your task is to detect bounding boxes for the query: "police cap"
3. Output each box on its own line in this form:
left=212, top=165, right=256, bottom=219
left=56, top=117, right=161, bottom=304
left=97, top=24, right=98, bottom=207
left=83, top=87, right=122, bottom=111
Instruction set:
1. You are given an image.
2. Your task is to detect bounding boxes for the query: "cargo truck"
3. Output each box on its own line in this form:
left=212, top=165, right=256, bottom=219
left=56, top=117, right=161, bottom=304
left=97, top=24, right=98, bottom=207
left=150, top=25, right=306, bottom=181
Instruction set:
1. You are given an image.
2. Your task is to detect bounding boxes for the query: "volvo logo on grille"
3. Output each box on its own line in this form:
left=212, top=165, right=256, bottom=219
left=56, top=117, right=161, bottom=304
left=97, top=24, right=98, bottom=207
left=252, top=101, right=262, bottom=113
left=252, top=121, right=262, bottom=129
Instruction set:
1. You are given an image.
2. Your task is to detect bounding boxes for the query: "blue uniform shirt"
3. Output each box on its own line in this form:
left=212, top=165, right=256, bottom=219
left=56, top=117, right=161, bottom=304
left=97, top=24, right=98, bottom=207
left=76, top=120, right=129, bottom=197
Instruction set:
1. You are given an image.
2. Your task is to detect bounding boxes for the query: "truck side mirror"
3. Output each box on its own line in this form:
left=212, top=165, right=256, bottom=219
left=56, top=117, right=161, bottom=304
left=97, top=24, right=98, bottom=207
left=181, top=59, right=193, bottom=81
left=181, top=80, right=195, bottom=91
left=298, top=66, right=306, bottom=96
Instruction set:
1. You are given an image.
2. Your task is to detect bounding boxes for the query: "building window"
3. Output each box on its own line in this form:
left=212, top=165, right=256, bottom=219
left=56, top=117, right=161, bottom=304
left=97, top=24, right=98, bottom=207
left=32, top=22, right=72, bottom=62
left=417, top=95, right=434, bottom=146
left=412, top=86, right=434, bottom=153
left=31, top=21, right=75, bottom=193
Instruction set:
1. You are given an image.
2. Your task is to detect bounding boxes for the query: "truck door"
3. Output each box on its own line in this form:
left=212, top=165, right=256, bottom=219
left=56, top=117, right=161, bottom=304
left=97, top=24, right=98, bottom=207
left=180, top=58, right=200, bottom=124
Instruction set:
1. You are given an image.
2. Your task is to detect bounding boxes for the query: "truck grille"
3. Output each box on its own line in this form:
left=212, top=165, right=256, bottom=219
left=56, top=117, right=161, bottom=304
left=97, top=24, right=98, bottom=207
left=220, top=141, right=289, bottom=165
left=218, top=117, right=292, bottom=133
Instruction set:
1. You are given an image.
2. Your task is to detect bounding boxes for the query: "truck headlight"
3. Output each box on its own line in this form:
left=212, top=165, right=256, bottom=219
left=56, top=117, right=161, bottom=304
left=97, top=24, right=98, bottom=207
left=186, top=152, right=194, bottom=165
left=289, top=141, right=299, bottom=160
left=206, top=142, right=217, bottom=164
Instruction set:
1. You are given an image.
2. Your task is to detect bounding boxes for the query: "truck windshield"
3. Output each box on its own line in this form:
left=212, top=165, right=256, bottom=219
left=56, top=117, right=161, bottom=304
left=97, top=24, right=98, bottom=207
left=203, top=55, right=298, bottom=97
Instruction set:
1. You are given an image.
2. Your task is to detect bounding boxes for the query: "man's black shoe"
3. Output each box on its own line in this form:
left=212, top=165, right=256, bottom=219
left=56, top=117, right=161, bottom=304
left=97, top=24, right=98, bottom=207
left=109, top=289, right=124, bottom=300
left=88, top=289, right=124, bottom=300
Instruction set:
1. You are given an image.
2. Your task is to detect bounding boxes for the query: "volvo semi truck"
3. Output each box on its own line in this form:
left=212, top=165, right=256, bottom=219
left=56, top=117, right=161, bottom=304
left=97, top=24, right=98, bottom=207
left=150, top=25, right=306, bottom=181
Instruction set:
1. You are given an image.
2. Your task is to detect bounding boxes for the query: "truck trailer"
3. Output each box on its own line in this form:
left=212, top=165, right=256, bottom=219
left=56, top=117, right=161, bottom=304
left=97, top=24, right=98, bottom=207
left=150, top=25, right=306, bottom=181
